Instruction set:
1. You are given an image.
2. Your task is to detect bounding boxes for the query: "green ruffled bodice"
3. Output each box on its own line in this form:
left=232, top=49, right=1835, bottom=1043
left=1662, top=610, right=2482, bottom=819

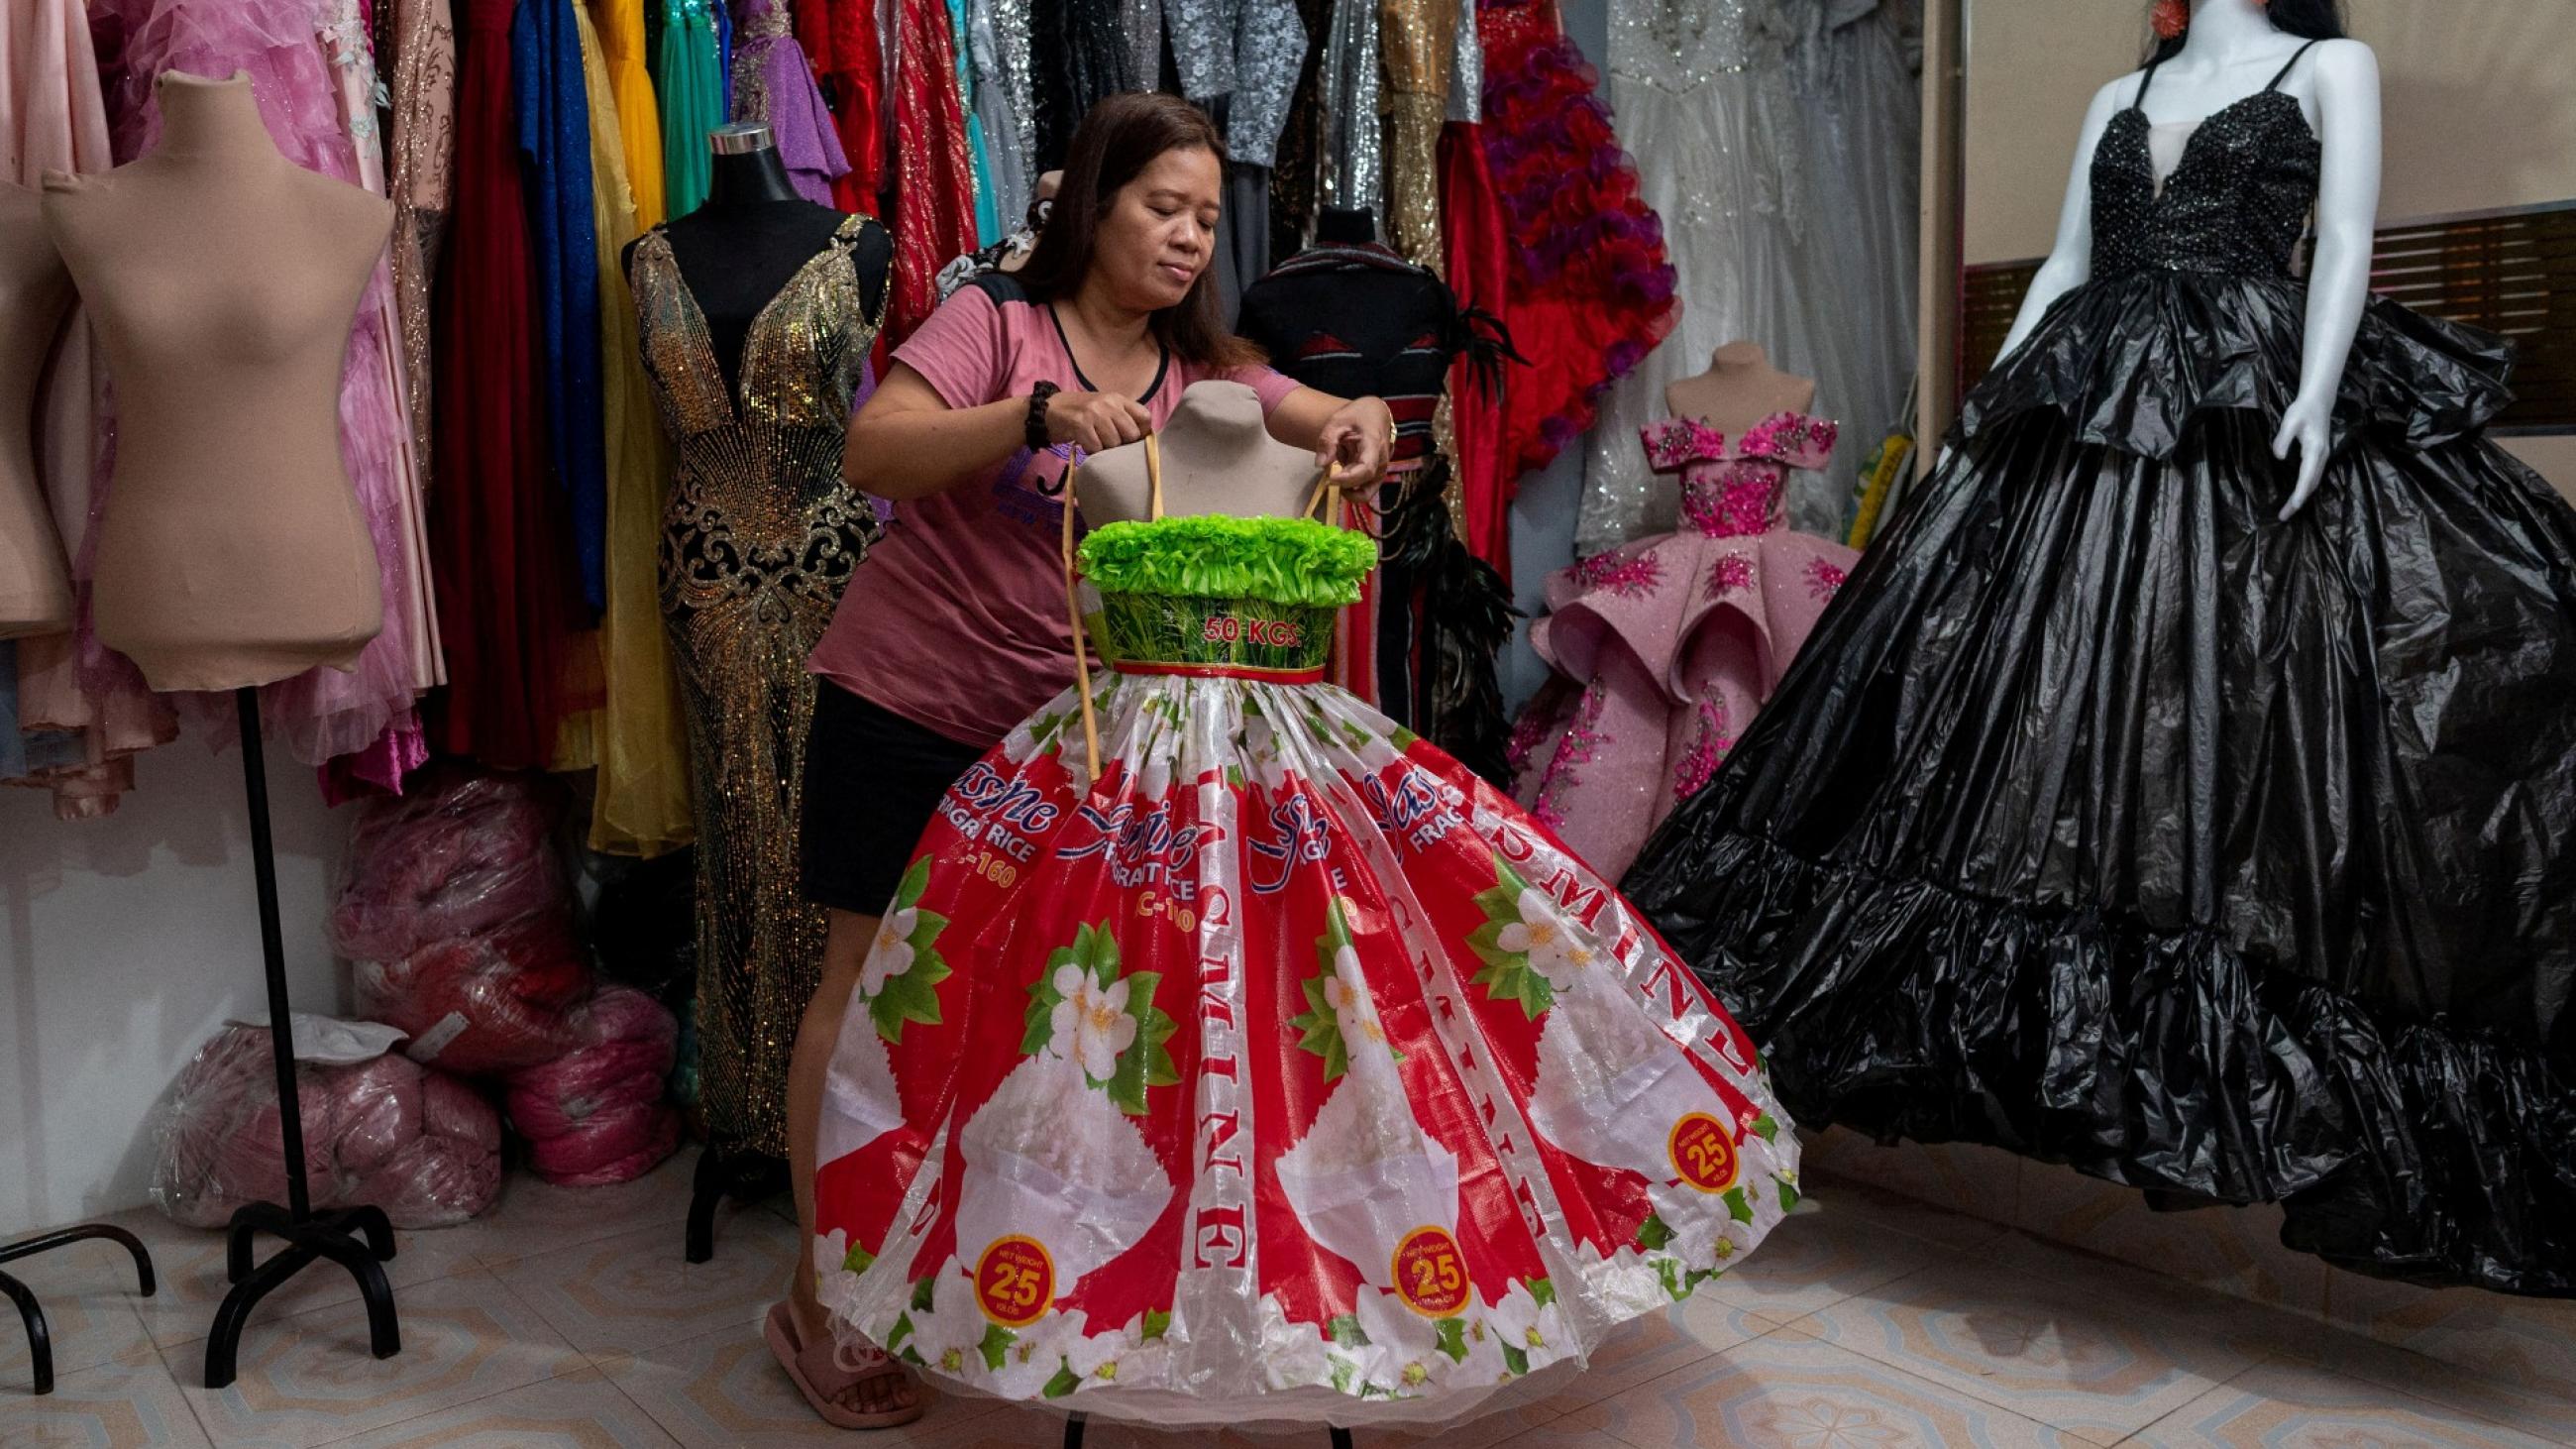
left=1077, top=516, right=1376, bottom=674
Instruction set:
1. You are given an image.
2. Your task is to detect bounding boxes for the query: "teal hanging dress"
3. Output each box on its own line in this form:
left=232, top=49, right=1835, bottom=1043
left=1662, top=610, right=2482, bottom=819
left=655, top=0, right=723, bottom=217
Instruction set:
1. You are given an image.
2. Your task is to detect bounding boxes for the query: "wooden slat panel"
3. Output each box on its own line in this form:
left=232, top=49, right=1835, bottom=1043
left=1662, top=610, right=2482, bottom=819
left=1959, top=202, right=2576, bottom=430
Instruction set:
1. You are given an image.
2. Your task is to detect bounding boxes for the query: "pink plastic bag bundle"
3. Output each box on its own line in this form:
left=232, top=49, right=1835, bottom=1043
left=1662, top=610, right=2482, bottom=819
left=153, top=1025, right=503, bottom=1230
left=503, top=987, right=682, bottom=1186
left=351, top=914, right=590, bottom=1072
left=330, top=768, right=565, bottom=963
left=333, top=767, right=592, bottom=1073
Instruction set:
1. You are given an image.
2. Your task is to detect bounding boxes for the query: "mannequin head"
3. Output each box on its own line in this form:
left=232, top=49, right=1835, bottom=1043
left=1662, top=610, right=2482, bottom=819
left=703, top=123, right=804, bottom=208
left=2148, top=0, right=2346, bottom=59
left=1017, top=93, right=1258, bottom=369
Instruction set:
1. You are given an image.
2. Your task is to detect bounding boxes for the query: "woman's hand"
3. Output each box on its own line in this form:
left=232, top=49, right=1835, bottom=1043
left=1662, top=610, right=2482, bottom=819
left=2272, top=394, right=2333, bottom=520
left=1048, top=389, right=1154, bottom=455
left=1315, top=396, right=1395, bottom=493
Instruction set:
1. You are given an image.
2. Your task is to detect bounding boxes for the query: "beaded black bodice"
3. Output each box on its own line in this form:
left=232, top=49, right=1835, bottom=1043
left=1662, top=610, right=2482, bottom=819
left=2090, top=43, right=2323, bottom=280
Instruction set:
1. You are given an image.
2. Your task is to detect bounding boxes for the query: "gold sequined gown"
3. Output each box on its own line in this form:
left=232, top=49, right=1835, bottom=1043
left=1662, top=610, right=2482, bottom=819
left=630, top=214, right=883, bottom=1156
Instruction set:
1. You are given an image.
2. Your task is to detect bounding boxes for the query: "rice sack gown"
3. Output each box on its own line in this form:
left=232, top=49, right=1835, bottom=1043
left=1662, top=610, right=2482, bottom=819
left=1623, top=46, right=2576, bottom=1294
left=810, top=450, right=1801, bottom=1426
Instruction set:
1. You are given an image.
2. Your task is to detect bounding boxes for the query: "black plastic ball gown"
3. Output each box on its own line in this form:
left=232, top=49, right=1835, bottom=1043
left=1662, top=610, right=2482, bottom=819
left=1622, top=43, right=2576, bottom=1295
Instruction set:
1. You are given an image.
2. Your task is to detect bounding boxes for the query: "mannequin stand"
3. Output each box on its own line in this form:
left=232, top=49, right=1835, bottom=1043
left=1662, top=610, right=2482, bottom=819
left=683, top=1139, right=790, bottom=1263
left=1061, top=1414, right=1354, bottom=1448
left=200, top=686, right=401, bottom=1390
left=1, top=1225, right=156, bottom=1394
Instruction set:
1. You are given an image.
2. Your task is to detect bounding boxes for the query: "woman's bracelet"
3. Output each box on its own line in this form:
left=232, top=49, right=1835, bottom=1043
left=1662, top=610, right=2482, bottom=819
left=1025, top=381, right=1060, bottom=454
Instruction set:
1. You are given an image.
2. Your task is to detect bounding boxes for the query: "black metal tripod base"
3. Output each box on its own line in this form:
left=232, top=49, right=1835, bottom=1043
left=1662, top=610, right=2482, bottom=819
left=685, top=1141, right=790, bottom=1264
left=202, top=1202, right=400, bottom=1390
left=0, top=1224, right=157, bottom=1394
left=1060, top=1413, right=1354, bottom=1447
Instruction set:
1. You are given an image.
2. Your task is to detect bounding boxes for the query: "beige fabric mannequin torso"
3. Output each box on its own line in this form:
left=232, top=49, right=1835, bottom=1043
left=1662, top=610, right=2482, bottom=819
left=1664, top=341, right=1818, bottom=434
left=0, top=183, right=77, bottom=637
left=1081, top=381, right=1322, bottom=523
left=40, top=71, right=388, bottom=692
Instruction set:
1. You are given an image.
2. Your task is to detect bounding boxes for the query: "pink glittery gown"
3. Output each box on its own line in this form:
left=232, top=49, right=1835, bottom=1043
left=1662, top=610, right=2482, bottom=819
left=1510, top=412, right=1857, bottom=881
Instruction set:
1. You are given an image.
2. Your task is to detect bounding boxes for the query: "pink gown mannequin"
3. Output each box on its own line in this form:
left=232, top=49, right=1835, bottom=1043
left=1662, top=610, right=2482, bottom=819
left=41, top=72, right=387, bottom=691
left=1510, top=348, right=1860, bottom=880
left=0, top=185, right=78, bottom=637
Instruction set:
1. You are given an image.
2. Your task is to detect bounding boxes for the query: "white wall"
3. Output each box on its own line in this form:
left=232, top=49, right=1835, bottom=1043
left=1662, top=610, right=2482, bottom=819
left=1, top=737, right=347, bottom=1237
left=1964, top=0, right=2576, bottom=265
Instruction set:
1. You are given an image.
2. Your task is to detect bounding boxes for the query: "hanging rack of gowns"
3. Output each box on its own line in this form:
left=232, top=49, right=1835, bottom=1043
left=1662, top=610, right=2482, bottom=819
left=5, top=0, right=1922, bottom=908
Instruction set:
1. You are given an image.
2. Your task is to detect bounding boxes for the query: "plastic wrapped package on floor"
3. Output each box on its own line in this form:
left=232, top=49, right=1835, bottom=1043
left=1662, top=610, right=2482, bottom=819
left=351, top=912, right=591, bottom=1073
left=152, top=1022, right=503, bottom=1230
left=503, top=986, right=683, bottom=1186
left=328, top=766, right=567, bottom=964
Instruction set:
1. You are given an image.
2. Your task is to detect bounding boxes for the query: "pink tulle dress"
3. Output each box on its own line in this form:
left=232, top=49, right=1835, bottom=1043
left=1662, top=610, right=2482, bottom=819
left=87, top=0, right=436, bottom=789
left=1510, top=412, right=1859, bottom=880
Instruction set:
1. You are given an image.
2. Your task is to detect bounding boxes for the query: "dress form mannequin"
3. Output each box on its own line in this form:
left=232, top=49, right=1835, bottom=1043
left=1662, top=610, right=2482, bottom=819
left=41, top=72, right=407, bottom=1388
left=624, top=124, right=889, bottom=392
left=1082, top=381, right=1321, bottom=523
left=0, top=184, right=76, bottom=637
left=628, top=122, right=891, bottom=1240
left=1665, top=341, right=1818, bottom=436
left=40, top=71, right=389, bottom=691
left=1315, top=205, right=1377, bottom=245
left=1996, top=0, right=2379, bottom=515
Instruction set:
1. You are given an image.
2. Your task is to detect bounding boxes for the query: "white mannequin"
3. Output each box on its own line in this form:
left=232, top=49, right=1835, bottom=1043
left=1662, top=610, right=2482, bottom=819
left=1081, top=381, right=1321, bottom=524
left=1997, top=0, right=2379, bottom=519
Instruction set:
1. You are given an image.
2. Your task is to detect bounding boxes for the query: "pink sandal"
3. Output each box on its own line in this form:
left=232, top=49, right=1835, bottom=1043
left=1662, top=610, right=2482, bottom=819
left=765, top=1300, right=927, bottom=1429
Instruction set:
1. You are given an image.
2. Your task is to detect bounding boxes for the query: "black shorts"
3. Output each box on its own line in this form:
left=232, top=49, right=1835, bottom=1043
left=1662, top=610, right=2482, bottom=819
left=799, top=682, right=987, bottom=916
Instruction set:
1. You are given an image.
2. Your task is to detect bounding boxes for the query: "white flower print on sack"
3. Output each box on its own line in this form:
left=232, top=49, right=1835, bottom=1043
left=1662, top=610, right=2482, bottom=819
left=953, top=1055, right=1173, bottom=1320
left=862, top=906, right=917, bottom=997
left=816, top=984, right=904, bottom=1164
left=856, top=859, right=952, bottom=1044
left=1257, top=1295, right=1339, bottom=1391
left=1050, top=962, right=1137, bottom=1081
left=1573, top=1238, right=1671, bottom=1318
left=1278, top=902, right=1464, bottom=1311
left=1446, top=1308, right=1512, bottom=1389
left=1346, top=1284, right=1450, bottom=1395
left=901, top=1271, right=990, bottom=1379
left=946, top=920, right=1178, bottom=1332
left=990, top=1307, right=1086, bottom=1398
left=1494, top=887, right=1605, bottom=992
left=1064, top=1312, right=1173, bottom=1393
left=1485, top=1280, right=1572, bottom=1379
left=813, top=1228, right=853, bottom=1282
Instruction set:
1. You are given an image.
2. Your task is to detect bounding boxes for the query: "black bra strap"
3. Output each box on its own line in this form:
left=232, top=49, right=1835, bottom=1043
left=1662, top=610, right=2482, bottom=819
left=2264, top=40, right=2324, bottom=92
left=2134, top=54, right=2167, bottom=108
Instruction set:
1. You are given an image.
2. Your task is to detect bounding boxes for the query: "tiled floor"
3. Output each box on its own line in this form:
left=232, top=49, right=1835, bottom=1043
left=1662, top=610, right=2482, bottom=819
left=6, top=1157, right=2571, bottom=1448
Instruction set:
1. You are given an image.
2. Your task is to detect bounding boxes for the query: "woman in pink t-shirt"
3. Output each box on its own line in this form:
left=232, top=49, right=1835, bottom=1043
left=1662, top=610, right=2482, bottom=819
left=770, top=93, right=1393, bottom=1427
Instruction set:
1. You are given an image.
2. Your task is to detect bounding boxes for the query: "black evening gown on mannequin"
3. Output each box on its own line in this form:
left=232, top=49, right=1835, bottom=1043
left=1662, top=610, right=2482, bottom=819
left=1623, top=47, right=2576, bottom=1295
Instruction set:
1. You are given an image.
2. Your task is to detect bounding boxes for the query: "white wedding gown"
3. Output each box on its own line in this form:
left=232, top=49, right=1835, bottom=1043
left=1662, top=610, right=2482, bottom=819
left=1580, top=0, right=1868, bottom=551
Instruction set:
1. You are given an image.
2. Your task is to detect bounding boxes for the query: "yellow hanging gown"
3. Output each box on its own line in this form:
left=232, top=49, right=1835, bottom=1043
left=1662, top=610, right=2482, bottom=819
left=574, top=0, right=695, bottom=855
left=593, top=0, right=668, bottom=228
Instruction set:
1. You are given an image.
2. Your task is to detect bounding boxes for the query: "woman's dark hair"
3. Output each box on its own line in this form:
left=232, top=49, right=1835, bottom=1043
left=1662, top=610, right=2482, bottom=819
left=1015, top=91, right=1261, bottom=370
left=2148, top=0, right=2347, bottom=61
